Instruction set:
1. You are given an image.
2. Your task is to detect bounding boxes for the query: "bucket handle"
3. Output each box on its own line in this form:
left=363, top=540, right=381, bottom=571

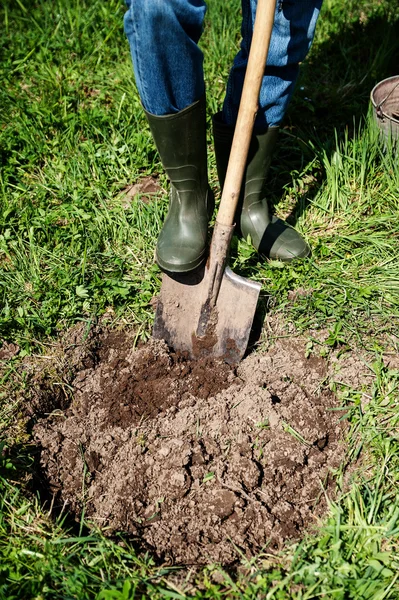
left=376, top=80, right=399, bottom=121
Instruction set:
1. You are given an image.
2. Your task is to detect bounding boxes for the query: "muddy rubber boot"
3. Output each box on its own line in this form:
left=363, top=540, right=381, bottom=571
left=212, top=113, right=310, bottom=262
left=144, top=98, right=214, bottom=273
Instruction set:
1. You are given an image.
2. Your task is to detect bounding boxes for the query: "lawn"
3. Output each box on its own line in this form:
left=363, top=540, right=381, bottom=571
left=1, top=0, right=399, bottom=597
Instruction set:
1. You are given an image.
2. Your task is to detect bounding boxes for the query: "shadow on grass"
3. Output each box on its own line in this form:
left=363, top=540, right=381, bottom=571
left=268, top=8, right=399, bottom=225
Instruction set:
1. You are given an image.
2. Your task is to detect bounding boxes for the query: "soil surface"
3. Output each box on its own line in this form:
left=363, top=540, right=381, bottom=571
left=121, top=176, right=162, bottom=207
left=32, top=326, right=347, bottom=566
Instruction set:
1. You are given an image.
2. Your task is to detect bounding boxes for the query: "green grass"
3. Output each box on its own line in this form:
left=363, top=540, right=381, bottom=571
left=1, top=0, right=399, bottom=351
left=242, top=120, right=399, bottom=349
left=1, top=0, right=162, bottom=350
left=1, top=0, right=399, bottom=597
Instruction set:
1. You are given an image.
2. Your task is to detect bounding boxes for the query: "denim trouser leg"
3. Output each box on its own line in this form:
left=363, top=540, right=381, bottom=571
left=123, top=0, right=207, bottom=114
left=123, top=0, right=322, bottom=125
left=223, top=0, right=323, bottom=128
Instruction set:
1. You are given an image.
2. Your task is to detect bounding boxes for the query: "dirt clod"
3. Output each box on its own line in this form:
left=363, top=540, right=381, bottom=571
left=0, top=341, right=19, bottom=361
left=121, top=176, right=162, bottom=207
left=32, top=328, right=347, bottom=566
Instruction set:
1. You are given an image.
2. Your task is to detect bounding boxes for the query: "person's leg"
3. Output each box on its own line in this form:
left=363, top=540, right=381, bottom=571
left=223, top=0, right=323, bottom=129
left=124, top=0, right=214, bottom=273
left=213, top=0, right=323, bottom=262
left=124, top=0, right=206, bottom=115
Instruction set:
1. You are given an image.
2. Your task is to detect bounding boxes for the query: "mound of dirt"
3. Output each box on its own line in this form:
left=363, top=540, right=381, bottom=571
left=33, top=329, right=346, bottom=565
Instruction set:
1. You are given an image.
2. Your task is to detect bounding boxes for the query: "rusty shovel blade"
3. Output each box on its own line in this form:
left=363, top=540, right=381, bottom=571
left=153, top=264, right=261, bottom=365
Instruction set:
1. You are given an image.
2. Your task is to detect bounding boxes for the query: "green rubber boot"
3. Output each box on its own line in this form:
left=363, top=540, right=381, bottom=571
left=212, top=113, right=310, bottom=262
left=144, top=98, right=214, bottom=273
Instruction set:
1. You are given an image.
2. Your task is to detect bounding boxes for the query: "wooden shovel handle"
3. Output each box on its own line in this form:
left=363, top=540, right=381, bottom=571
left=216, top=0, right=277, bottom=227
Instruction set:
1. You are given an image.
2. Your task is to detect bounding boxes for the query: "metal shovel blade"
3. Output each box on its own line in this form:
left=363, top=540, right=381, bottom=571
left=153, top=265, right=261, bottom=365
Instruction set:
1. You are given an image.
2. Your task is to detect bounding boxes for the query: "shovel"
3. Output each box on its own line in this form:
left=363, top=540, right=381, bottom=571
left=153, top=0, right=276, bottom=365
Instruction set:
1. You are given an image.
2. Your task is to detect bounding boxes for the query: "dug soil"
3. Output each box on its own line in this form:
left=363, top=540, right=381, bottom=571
left=30, top=325, right=347, bottom=566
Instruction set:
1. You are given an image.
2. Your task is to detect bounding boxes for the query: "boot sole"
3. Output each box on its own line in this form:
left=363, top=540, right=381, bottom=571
left=155, top=249, right=207, bottom=274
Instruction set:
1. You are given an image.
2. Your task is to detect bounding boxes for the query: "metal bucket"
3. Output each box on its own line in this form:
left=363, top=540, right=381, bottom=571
left=370, top=75, right=399, bottom=142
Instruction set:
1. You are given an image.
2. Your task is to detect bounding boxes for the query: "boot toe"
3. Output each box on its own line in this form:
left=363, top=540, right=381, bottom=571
left=259, top=217, right=310, bottom=262
left=156, top=239, right=207, bottom=273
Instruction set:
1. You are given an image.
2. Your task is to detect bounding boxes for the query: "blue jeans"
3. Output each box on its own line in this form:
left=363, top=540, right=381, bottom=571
left=124, top=0, right=322, bottom=129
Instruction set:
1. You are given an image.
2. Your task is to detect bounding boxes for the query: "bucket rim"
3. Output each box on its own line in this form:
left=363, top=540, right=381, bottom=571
left=370, top=75, right=399, bottom=124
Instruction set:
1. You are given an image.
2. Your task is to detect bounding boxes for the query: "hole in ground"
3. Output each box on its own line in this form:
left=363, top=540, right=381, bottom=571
left=28, top=326, right=347, bottom=566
